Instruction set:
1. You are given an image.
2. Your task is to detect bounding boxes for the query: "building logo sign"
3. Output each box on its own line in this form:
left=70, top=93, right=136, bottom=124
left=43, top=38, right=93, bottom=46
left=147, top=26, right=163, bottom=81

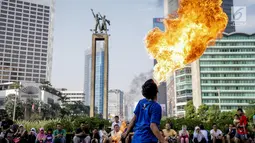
left=156, top=18, right=164, bottom=23
left=231, top=6, right=246, bottom=26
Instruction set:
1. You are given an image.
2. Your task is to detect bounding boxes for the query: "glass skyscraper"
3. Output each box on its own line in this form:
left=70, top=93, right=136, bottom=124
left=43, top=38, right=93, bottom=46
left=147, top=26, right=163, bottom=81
left=193, top=32, right=255, bottom=110
left=84, top=41, right=105, bottom=114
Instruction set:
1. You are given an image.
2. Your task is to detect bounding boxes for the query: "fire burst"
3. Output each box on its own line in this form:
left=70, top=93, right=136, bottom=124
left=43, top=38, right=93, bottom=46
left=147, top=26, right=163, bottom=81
left=145, top=0, right=228, bottom=84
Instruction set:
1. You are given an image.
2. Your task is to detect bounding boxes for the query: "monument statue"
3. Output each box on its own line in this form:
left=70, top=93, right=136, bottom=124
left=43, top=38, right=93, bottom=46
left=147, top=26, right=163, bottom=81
left=91, top=9, right=100, bottom=33
left=91, top=9, right=110, bottom=34
left=99, top=13, right=110, bottom=33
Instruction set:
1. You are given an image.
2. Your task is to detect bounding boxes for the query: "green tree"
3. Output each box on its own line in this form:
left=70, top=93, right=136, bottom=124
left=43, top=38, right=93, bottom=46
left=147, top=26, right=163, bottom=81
left=197, top=104, right=209, bottom=122
left=4, top=94, right=24, bottom=120
left=207, top=105, right=221, bottom=122
left=184, top=100, right=196, bottom=119
left=245, top=102, right=255, bottom=122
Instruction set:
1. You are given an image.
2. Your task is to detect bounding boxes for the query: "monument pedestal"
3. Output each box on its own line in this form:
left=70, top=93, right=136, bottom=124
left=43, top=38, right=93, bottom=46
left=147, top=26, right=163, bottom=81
left=90, top=34, right=109, bottom=119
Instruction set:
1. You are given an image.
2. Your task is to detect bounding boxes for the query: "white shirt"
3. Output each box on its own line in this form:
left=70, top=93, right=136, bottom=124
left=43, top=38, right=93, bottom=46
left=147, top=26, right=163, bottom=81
left=99, top=130, right=108, bottom=143
left=210, top=129, right=222, bottom=139
left=201, top=130, right=208, bottom=142
left=193, top=131, right=205, bottom=142
left=111, top=122, right=122, bottom=130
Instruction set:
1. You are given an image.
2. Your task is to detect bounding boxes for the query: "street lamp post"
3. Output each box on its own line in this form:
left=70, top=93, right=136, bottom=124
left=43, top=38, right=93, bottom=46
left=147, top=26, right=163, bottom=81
left=12, top=92, right=17, bottom=121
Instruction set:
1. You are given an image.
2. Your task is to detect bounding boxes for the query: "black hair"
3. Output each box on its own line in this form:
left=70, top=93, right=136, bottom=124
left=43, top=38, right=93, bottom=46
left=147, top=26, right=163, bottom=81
left=142, top=79, right=158, bottom=100
left=212, top=123, right=217, bottom=126
left=114, top=116, right=119, bottom=119
left=114, top=124, right=119, bottom=128
left=47, top=128, right=53, bottom=132
left=199, top=124, right=205, bottom=130
left=99, top=124, right=104, bottom=130
left=237, top=108, right=243, bottom=112
left=56, top=123, right=62, bottom=126
left=166, top=122, right=173, bottom=127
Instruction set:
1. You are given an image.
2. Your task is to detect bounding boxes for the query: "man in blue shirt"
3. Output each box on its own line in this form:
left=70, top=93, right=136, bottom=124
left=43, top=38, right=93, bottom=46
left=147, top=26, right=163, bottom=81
left=122, top=79, right=167, bottom=143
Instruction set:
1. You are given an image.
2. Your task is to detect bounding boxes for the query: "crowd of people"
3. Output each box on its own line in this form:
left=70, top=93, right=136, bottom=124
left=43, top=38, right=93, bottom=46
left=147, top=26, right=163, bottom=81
left=0, top=79, right=255, bottom=143
left=0, top=115, right=126, bottom=143
left=0, top=119, right=66, bottom=143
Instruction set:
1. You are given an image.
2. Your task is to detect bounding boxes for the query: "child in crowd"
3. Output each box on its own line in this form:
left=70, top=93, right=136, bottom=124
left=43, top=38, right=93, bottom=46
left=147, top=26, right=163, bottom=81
left=45, top=128, right=53, bottom=143
left=233, top=114, right=240, bottom=127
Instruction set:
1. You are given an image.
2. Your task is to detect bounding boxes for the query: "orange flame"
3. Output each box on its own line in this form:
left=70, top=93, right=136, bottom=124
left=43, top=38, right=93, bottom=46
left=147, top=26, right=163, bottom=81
left=112, top=122, right=126, bottom=143
left=120, top=121, right=127, bottom=133
left=145, top=0, right=228, bottom=83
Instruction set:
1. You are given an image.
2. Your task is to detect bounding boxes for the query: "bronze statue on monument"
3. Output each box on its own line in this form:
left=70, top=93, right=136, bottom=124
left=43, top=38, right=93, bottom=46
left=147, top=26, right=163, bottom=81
left=90, top=9, right=110, bottom=34
left=90, top=9, right=110, bottom=119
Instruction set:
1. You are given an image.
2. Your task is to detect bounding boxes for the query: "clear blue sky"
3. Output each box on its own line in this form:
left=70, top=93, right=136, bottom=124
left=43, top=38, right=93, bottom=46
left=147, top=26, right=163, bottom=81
left=51, top=0, right=163, bottom=91
left=51, top=0, right=255, bottom=92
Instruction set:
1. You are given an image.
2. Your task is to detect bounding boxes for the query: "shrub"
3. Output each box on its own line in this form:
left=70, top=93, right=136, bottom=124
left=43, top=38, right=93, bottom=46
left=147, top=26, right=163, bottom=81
left=17, top=116, right=110, bottom=133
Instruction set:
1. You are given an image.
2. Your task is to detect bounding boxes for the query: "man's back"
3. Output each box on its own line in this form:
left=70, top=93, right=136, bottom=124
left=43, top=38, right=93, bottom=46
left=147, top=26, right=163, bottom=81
left=132, top=98, right=162, bottom=143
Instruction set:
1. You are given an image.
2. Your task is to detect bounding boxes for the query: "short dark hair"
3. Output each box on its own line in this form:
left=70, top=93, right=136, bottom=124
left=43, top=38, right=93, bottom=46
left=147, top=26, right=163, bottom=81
left=142, top=79, right=158, bottom=100
left=114, top=124, right=119, bottom=128
left=166, top=122, right=173, bottom=127
left=212, top=123, right=217, bottom=126
left=47, top=128, right=53, bottom=132
left=114, top=116, right=119, bottom=119
left=99, top=124, right=104, bottom=130
left=56, top=123, right=62, bottom=126
left=237, top=108, right=243, bottom=112
left=199, top=124, right=205, bottom=130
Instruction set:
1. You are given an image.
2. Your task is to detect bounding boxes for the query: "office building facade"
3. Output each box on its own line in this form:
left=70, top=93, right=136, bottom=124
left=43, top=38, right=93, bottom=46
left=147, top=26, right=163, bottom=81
left=61, top=91, right=85, bottom=104
left=192, top=32, right=255, bottom=110
left=0, top=0, right=55, bottom=83
left=108, top=89, right=124, bottom=119
left=0, top=81, right=61, bottom=109
left=84, top=41, right=105, bottom=114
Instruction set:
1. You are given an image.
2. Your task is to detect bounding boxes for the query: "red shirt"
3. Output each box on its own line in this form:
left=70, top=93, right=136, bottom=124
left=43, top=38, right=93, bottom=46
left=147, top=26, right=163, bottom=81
left=237, top=115, right=247, bottom=134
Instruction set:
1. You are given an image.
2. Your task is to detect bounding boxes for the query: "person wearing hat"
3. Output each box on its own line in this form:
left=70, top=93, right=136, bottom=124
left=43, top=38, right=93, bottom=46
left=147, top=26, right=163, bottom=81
left=28, top=128, right=37, bottom=143
left=13, top=125, right=28, bottom=143
left=36, top=128, right=46, bottom=143
left=193, top=126, right=206, bottom=143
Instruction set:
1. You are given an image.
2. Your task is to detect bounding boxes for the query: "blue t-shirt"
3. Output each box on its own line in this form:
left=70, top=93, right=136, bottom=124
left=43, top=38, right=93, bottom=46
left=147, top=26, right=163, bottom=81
left=132, top=98, right=162, bottom=143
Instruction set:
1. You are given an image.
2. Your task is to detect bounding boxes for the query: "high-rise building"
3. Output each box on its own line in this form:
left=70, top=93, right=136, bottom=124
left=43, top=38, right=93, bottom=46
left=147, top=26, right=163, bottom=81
left=108, top=89, right=124, bottom=119
left=0, top=0, right=55, bottom=83
left=192, top=32, right=255, bottom=110
left=222, top=0, right=235, bottom=33
left=153, top=18, right=167, bottom=116
left=84, top=41, right=105, bottom=114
